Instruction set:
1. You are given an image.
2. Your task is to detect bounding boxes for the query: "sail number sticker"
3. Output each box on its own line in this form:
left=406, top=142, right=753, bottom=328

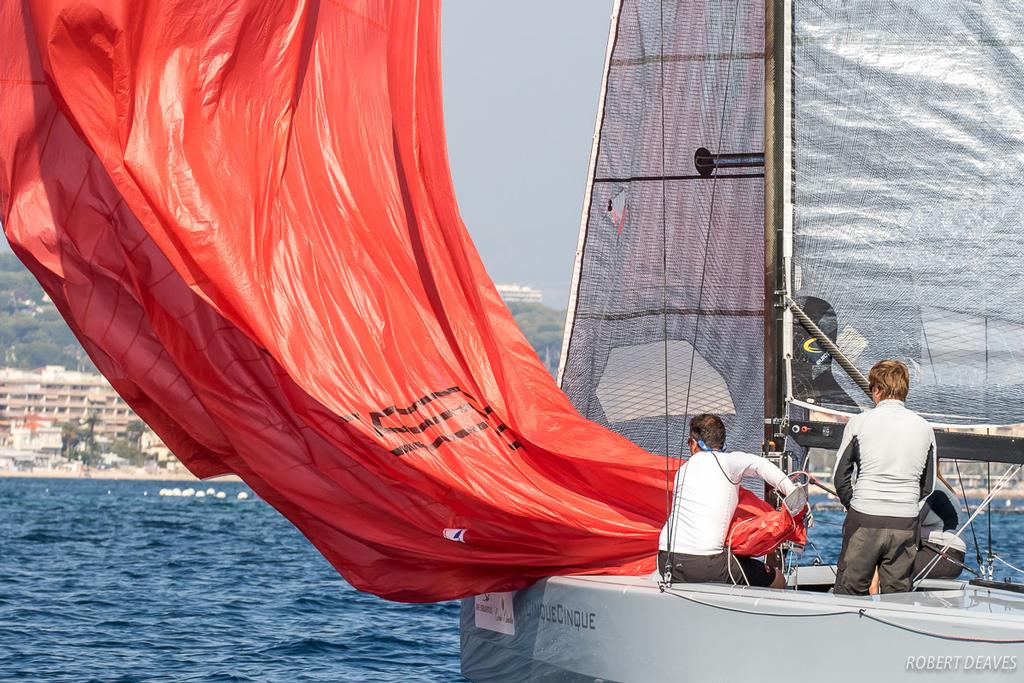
left=474, top=592, right=516, bottom=636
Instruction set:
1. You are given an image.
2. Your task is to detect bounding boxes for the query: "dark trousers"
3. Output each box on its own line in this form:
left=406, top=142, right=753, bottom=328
left=834, top=509, right=918, bottom=595
left=658, top=550, right=776, bottom=587
left=913, top=544, right=966, bottom=580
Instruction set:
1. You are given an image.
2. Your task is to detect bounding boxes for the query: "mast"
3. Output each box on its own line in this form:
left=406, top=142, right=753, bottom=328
left=763, top=0, right=791, bottom=454
left=763, top=0, right=793, bottom=579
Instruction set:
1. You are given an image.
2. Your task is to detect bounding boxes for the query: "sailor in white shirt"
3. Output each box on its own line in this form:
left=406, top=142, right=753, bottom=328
left=832, top=360, right=936, bottom=595
left=658, top=413, right=796, bottom=588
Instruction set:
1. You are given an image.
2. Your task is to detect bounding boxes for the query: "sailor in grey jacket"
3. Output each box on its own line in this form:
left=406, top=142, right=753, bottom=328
left=831, top=360, right=936, bottom=595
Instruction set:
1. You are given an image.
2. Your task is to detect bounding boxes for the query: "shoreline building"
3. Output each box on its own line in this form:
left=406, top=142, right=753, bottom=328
left=10, top=415, right=63, bottom=453
left=495, top=283, right=543, bottom=304
left=0, top=366, right=135, bottom=438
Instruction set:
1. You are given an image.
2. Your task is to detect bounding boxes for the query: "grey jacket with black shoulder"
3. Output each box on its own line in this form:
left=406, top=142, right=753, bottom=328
left=832, top=399, right=936, bottom=518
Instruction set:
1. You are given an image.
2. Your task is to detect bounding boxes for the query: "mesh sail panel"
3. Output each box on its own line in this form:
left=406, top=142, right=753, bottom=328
left=560, top=1, right=766, bottom=455
left=792, top=2, right=1024, bottom=425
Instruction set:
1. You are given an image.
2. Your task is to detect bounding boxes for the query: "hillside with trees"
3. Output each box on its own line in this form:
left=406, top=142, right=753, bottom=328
left=0, top=254, right=94, bottom=371
left=0, top=252, right=567, bottom=375
left=506, top=302, right=565, bottom=374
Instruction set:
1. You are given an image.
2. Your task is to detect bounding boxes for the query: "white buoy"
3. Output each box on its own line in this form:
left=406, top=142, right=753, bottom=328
left=171, top=487, right=182, bottom=496
left=1007, top=499, right=1012, bottom=507
left=215, top=491, right=227, bottom=499
left=107, top=490, right=112, bottom=495
left=195, top=490, right=206, bottom=498
left=206, top=487, right=216, bottom=495
left=144, top=491, right=148, bottom=496
left=182, top=487, right=196, bottom=497
left=237, top=491, right=250, bottom=500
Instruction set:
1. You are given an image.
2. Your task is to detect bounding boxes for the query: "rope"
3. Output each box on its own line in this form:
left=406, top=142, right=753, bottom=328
left=661, top=0, right=741, bottom=584
left=725, top=517, right=754, bottom=587
left=993, top=555, right=1024, bottom=578
left=856, top=609, right=1024, bottom=644
left=659, top=0, right=673, bottom=590
left=660, top=460, right=690, bottom=591
left=804, top=539, right=837, bottom=576
left=661, top=591, right=1024, bottom=643
left=987, top=461, right=993, bottom=573
left=664, top=589, right=848, bottom=618
left=786, top=296, right=871, bottom=397
left=954, top=459, right=983, bottom=569
left=677, top=0, right=742, bottom=450
left=913, top=464, right=1022, bottom=588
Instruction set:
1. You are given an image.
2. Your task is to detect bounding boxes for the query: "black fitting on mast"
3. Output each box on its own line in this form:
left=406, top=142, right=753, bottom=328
left=694, top=147, right=765, bottom=177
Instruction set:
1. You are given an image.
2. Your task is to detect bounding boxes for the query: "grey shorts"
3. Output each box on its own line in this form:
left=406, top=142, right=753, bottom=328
left=657, top=550, right=776, bottom=587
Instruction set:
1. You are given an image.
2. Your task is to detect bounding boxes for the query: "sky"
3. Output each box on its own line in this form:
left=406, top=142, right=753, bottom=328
left=441, top=1, right=613, bottom=307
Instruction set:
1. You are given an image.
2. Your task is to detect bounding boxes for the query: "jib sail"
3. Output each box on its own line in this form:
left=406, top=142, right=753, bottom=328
left=559, top=0, right=768, bottom=455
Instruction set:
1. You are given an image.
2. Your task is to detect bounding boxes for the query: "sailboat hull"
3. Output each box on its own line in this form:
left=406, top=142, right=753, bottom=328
left=460, top=574, right=1024, bottom=682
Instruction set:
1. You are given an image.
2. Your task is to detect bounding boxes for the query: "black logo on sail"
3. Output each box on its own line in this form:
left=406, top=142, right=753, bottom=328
left=368, top=386, right=521, bottom=456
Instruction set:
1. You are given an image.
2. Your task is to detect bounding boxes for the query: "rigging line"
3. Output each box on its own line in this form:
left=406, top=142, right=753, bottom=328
left=920, top=320, right=939, bottom=384
left=659, top=0, right=673, bottom=583
left=987, top=461, right=993, bottom=572
left=668, top=573, right=1020, bottom=640
left=993, top=555, right=1024, bottom=578
left=663, top=590, right=850, bottom=618
left=803, top=539, right=837, bottom=576
left=787, top=296, right=871, bottom=396
left=913, top=543, right=975, bottom=586
left=913, top=464, right=1022, bottom=588
left=566, top=1, right=625, bottom=410
left=954, top=459, right=983, bottom=568
left=856, top=609, right=1024, bottom=644
left=679, top=0, right=743, bottom=451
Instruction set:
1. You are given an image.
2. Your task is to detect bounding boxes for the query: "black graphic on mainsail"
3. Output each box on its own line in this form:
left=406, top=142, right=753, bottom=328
left=791, top=297, right=857, bottom=408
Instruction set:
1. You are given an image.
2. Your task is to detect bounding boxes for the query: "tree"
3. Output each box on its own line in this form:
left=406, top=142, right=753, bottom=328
left=60, top=420, right=86, bottom=462
left=109, top=438, right=147, bottom=467
left=124, top=419, right=146, bottom=449
left=63, top=416, right=148, bottom=467
left=507, top=303, right=566, bottom=374
left=0, top=254, right=97, bottom=371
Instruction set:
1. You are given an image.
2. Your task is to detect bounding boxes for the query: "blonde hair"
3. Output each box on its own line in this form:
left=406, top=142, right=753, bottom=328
left=869, top=360, right=910, bottom=401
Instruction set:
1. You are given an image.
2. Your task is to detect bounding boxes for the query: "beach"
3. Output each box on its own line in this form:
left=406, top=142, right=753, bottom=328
left=0, top=467, right=240, bottom=482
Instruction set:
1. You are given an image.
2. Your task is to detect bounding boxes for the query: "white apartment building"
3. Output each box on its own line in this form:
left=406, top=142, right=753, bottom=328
left=0, top=366, right=135, bottom=438
left=495, top=283, right=543, bottom=304
left=10, top=416, right=63, bottom=453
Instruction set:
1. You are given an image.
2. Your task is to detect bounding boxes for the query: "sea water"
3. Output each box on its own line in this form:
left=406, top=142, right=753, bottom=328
left=2, top=479, right=1023, bottom=682
left=0, top=478, right=460, bottom=682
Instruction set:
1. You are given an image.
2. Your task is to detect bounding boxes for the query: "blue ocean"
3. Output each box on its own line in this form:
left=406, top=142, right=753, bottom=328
left=2, top=478, right=1023, bottom=682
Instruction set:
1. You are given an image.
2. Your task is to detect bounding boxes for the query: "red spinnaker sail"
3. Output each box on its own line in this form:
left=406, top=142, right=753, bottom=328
left=1, top=0, right=800, bottom=601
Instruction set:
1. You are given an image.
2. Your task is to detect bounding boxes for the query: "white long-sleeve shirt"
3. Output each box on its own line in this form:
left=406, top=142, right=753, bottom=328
left=832, top=399, right=935, bottom=518
left=659, top=450, right=796, bottom=555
